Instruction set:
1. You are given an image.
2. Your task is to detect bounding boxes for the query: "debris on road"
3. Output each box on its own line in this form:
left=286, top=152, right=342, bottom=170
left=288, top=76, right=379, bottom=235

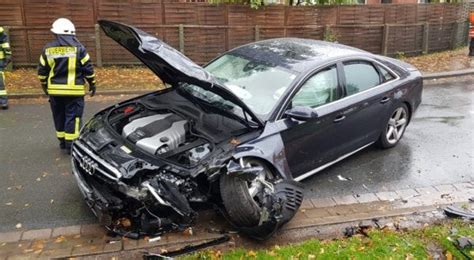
left=143, top=235, right=230, bottom=259
left=444, top=205, right=474, bottom=220
left=456, top=236, right=474, bottom=249
left=148, top=236, right=161, bottom=243
left=337, top=175, right=352, bottom=181
left=343, top=223, right=371, bottom=238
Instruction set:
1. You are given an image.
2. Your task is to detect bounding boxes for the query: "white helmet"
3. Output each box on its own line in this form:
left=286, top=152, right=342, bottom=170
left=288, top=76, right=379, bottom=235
left=51, top=18, right=76, bottom=35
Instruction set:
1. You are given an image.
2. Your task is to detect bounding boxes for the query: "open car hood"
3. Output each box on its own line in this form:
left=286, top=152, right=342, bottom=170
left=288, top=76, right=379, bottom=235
left=98, top=20, right=262, bottom=127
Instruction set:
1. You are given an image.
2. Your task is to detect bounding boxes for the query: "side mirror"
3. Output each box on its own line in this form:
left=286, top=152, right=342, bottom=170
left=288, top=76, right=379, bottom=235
left=284, top=106, right=318, bottom=121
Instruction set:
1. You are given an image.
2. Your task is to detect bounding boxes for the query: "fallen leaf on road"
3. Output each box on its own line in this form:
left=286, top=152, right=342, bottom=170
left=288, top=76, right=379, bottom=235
left=183, top=227, right=193, bottom=236
left=42, top=172, right=48, bottom=178
left=15, top=223, right=22, bottom=229
left=1, top=242, right=6, bottom=247
left=23, top=248, right=34, bottom=253
left=55, top=236, right=66, bottom=243
left=117, top=217, right=131, bottom=227
left=24, top=203, right=29, bottom=207
left=36, top=177, right=41, bottom=182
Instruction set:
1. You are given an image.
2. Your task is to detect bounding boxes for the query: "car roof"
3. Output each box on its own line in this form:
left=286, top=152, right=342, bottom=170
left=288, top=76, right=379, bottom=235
left=227, top=38, right=373, bottom=74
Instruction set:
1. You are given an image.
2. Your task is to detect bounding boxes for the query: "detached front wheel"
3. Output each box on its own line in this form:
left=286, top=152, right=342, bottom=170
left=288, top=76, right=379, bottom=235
left=219, top=158, right=274, bottom=227
left=376, top=104, right=409, bottom=149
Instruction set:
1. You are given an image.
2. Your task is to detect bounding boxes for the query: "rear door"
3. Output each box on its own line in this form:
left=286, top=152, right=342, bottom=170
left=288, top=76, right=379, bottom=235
left=337, top=60, right=398, bottom=153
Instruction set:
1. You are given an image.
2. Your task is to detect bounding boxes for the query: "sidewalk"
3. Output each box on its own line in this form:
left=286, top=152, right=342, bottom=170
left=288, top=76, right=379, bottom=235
left=1, top=181, right=472, bottom=259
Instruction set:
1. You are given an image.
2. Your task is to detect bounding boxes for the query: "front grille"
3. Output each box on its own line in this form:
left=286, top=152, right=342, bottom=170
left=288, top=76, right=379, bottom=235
left=72, top=141, right=122, bottom=181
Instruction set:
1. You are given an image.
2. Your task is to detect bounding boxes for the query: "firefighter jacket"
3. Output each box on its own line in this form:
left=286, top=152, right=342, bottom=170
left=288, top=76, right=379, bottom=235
left=38, top=35, right=95, bottom=96
left=0, top=27, right=12, bottom=62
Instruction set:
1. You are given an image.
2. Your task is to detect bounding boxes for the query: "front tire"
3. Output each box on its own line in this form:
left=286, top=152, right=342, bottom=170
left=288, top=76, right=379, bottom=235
left=219, top=159, right=274, bottom=227
left=376, top=104, right=409, bottom=149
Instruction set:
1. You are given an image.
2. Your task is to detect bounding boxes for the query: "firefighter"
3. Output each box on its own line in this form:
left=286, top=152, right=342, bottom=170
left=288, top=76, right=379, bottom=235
left=38, top=18, right=96, bottom=153
left=470, top=12, right=474, bottom=56
left=0, top=26, right=12, bottom=110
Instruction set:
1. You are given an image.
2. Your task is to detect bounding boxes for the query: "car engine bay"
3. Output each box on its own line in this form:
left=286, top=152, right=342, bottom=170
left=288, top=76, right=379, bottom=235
left=71, top=90, right=303, bottom=240
left=121, top=113, right=212, bottom=166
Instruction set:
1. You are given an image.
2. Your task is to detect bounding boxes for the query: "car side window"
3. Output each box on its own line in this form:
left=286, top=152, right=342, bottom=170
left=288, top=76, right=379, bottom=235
left=343, top=61, right=381, bottom=96
left=291, top=66, right=338, bottom=108
left=377, top=65, right=395, bottom=82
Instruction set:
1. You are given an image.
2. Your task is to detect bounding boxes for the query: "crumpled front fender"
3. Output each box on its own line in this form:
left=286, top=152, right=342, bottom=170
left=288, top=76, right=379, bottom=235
left=232, top=179, right=304, bottom=240
left=230, top=132, right=292, bottom=180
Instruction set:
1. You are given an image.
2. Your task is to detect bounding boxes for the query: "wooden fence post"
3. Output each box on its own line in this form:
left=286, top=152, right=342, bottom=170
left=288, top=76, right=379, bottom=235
left=4, top=27, right=12, bottom=70
left=324, top=25, right=330, bottom=41
left=94, top=24, right=103, bottom=67
left=179, top=24, right=184, bottom=54
left=382, top=24, right=389, bottom=56
left=450, top=22, right=458, bottom=50
left=255, top=25, right=260, bottom=41
left=423, top=22, right=429, bottom=54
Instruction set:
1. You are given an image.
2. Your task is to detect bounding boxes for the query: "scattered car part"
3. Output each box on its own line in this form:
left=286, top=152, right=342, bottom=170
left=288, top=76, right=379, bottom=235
left=143, top=235, right=230, bottom=259
left=444, top=206, right=474, bottom=220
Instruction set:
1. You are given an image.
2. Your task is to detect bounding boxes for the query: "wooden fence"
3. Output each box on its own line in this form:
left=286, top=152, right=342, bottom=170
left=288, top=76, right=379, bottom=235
left=0, top=1, right=469, bottom=66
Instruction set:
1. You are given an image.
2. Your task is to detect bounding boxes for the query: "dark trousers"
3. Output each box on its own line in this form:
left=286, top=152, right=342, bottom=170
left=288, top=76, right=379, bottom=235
left=470, top=38, right=474, bottom=56
left=49, top=96, right=84, bottom=148
left=0, top=62, right=7, bottom=106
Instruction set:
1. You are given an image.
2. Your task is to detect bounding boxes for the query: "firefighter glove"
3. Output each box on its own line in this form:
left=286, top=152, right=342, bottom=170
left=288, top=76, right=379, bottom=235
left=89, top=84, right=96, bottom=97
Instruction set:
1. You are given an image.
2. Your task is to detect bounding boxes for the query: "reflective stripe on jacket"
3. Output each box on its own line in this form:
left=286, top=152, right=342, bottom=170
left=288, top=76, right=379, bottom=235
left=37, top=36, right=95, bottom=96
left=0, top=27, right=12, bottom=61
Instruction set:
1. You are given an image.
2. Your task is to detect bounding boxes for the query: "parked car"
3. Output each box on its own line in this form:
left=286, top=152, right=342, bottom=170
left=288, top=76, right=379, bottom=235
left=71, top=20, right=423, bottom=240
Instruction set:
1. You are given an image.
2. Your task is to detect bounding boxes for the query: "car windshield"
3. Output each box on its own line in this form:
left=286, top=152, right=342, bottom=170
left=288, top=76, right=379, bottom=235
left=204, top=54, right=297, bottom=117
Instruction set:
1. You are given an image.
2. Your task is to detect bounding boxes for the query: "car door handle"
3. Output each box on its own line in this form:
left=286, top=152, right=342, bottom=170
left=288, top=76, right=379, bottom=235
left=380, top=97, right=390, bottom=104
left=333, top=115, right=346, bottom=123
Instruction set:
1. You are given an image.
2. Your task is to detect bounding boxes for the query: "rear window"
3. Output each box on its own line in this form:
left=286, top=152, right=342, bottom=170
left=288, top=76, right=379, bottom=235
left=343, top=61, right=381, bottom=96
left=378, top=65, right=395, bottom=82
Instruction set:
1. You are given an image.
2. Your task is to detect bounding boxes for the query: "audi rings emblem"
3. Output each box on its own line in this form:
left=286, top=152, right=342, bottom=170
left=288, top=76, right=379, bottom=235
left=80, top=156, right=97, bottom=175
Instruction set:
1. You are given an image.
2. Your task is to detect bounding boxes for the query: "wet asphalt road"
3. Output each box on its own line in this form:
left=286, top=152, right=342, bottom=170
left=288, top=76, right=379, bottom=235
left=0, top=79, right=473, bottom=232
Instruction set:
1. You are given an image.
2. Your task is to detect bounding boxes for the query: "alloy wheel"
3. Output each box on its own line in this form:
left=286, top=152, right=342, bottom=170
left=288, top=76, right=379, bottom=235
left=386, top=107, right=408, bottom=144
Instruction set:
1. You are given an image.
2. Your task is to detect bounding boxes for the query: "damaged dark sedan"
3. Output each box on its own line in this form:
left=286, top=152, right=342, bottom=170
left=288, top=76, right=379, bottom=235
left=71, top=20, right=423, bottom=240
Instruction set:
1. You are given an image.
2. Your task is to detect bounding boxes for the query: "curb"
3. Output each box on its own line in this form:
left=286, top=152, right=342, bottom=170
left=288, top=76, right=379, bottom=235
left=5, top=68, right=474, bottom=99
left=422, top=68, right=474, bottom=80
left=1, top=181, right=472, bottom=258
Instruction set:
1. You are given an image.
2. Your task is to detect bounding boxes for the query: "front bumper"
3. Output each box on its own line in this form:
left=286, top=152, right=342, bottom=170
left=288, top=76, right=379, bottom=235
left=71, top=149, right=123, bottom=226
left=70, top=140, right=194, bottom=238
